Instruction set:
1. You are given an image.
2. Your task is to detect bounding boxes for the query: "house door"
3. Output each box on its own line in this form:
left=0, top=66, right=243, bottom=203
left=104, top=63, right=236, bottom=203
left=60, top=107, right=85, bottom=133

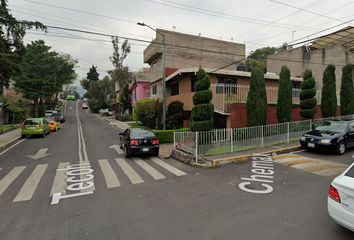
left=213, top=113, right=226, bottom=129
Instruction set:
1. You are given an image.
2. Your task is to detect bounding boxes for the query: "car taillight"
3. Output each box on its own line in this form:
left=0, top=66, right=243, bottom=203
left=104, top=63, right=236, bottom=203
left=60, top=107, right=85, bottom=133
left=329, top=185, right=341, bottom=203
left=22, top=125, right=25, bottom=128
left=49, top=122, right=54, bottom=125
left=39, top=124, right=42, bottom=128
left=130, top=140, right=139, bottom=145
left=152, top=140, right=159, bottom=145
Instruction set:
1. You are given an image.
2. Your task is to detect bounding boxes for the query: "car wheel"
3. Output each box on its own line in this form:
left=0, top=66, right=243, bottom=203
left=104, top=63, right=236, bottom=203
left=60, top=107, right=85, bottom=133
left=48, top=129, right=50, bottom=135
left=153, top=150, right=159, bottom=157
left=120, top=141, right=123, bottom=149
left=124, top=145, right=131, bottom=158
left=41, top=132, right=45, bottom=138
left=21, top=135, right=25, bottom=139
left=336, top=141, right=346, bottom=155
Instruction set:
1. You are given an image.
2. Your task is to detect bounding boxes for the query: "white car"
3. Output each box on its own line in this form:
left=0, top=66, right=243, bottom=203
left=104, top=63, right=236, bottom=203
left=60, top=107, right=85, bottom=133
left=328, top=161, right=354, bottom=232
left=45, top=110, right=57, bottom=117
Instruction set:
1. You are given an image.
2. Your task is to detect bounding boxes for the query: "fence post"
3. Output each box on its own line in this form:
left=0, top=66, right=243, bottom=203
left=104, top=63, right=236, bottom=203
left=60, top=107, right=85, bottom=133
left=287, top=122, right=290, bottom=143
left=195, top=131, right=198, bottom=163
left=173, top=131, right=176, bottom=148
left=231, top=129, right=233, bottom=153
left=261, top=125, right=264, bottom=148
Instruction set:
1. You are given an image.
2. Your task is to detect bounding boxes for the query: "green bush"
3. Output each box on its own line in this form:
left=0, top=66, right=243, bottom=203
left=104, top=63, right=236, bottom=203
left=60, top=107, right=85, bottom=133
left=300, top=88, right=316, bottom=100
left=299, top=69, right=317, bottom=120
left=153, top=128, right=190, bottom=143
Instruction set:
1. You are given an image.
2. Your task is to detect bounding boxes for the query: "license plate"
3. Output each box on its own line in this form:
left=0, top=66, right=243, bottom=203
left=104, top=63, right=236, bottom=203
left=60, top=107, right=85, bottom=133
left=28, top=127, right=35, bottom=129
left=142, top=148, right=149, bottom=152
left=308, top=143, right=315, bottom=148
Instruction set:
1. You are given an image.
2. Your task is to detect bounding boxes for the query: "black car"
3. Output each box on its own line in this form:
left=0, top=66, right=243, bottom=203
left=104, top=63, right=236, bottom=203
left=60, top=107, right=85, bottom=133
left=51, top=113, right=66, bottom=123
left=300, top=120, right=354, bottom=155
left=119, top=127, right=160, bottom=157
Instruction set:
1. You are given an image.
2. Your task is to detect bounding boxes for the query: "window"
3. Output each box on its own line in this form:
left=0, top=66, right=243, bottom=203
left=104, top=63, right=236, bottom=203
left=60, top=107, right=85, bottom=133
left=292, top=83, right=301, bottom=97
left=151, top=61, right=157, bottom=73
left=216, top=77, right=237, bottom=94
left=191, top=75, right=198, bottom=92
left=171, top=83, right=179, bottom=96
left=152, top=85, right=157, bottom=95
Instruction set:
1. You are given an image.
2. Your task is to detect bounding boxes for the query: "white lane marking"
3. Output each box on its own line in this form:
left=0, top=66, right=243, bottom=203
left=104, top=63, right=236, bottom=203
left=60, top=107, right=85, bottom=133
left=98, top=159, right=121, bottom=188
left=273, top=157, right=313, bottom=164
left=109, top=145, right=124, bottom=155
left=115, top=158, right=144, bottom=184
left=27, top=148, right=50, bottom=160
left=133, top=157, right=166, bottom=180
left=293, top=161, right=347, bottom=169
left=313, top=168, right=348, bottom=177
left=150, top=157, right=187, bottom=176
left=79, top=163, right=95, bottom=193
left=50, top=162, right=70, bottom=197
left=0, top=138, right=27, bottom=156
left=0, top=166, right=26, bottom=196
left=13, top=164, right=48, bottom=202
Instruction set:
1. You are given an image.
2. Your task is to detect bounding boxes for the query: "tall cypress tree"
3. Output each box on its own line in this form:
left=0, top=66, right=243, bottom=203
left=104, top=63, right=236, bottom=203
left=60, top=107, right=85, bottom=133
left=246, top=67, right=268, bottom=127
left=299, top=69, right=317, bottom=119
left=340, top=63, right=354, bottom=116
left=276, top=66, right=292, bottom=123
left=321, top=64, right=337, bottom=118
left=190, top=67, right=214, bottom=132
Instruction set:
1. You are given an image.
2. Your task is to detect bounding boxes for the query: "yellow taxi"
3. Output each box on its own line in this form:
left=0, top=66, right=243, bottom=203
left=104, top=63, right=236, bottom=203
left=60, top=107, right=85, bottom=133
left=44, top=117, right=60, bottom=132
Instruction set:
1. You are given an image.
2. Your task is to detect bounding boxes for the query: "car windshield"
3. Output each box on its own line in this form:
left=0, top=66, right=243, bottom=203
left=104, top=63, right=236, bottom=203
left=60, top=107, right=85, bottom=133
left=316, top=121, right=347, bottom=133
left=24, top=120, right=41, bottom=125
left=51, top=113, right=61, bottom=116
left=131, top=129, right=155, bottom=137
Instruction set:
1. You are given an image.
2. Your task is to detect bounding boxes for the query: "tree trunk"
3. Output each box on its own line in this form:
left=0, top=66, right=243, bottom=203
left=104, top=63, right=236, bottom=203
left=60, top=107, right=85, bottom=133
left=34, top=99, right=39, bottom=118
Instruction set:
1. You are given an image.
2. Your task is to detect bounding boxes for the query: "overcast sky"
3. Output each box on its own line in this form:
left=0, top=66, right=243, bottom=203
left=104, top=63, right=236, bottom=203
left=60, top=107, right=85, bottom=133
left=8, top=0, right=354, bottom=84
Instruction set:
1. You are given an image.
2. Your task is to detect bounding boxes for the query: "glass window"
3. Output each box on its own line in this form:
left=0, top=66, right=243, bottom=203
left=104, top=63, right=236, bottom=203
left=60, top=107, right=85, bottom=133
left=152, top=85, right=157, bottom=95
left=171, top=83, right=179, bottom=96
left=216, top=77, right=237, bottom=94
left=151, top=61, right=157, bottom=73
left=24, top=120, right=40, bottom=125
left=292, top=83, right=301, bottom=98
left=131, top=129, right=156, bottom=137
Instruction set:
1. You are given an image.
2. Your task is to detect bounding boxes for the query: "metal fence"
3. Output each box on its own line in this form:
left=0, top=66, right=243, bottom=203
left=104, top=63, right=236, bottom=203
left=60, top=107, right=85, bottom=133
left=210, top=84, right=339, bottom=113
left=174, top=120, right=312, bottom=162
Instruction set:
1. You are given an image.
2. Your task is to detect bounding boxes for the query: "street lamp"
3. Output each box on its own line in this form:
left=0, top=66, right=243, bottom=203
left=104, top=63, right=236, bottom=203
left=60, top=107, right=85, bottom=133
left=138, top=22, right=166, bottom=131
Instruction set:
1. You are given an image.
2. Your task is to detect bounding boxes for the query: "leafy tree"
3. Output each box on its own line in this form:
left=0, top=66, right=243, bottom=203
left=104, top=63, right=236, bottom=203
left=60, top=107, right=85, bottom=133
left=108, top=37, right=132, bottom=93
left=190, top=67, right=214, bottom=132
left=167, top=100, right=189, bottom=129
left=321, top=64, right=337, bottom=117
left=299, top=69, right=317, bottom=119
left=87, top=65, right=99, bottom=81
left=340, top=63, right=354, bottom=116
left=133, top=98, right=159, bottom=129
left=246, top=67, right=268, bottom=127
left=276, top=66, right=292, bottom=123
left=119, top=83, right=131, bottom=114
left=0, top=0, right=47, bottom=93
left=246, top=46, right=277, bottom=73
left=1, top=96, right=29, bottom=124
left=13, top=40, right=75, bottom=117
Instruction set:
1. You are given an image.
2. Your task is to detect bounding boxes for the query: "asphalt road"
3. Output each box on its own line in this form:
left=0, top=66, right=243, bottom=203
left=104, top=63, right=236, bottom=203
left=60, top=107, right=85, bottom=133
left=0, top=101, right=353, bottom=239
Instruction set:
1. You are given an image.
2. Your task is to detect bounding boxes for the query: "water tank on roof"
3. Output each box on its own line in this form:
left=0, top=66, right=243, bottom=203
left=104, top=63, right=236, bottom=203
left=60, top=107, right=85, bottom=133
left=237, top=63, right=247, bottom=71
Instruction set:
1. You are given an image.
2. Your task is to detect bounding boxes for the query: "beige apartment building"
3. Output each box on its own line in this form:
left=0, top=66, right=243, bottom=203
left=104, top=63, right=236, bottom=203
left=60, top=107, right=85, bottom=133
left=142, top=29, right=246, bottom=102
left=267, top=26, right=354, bottom=101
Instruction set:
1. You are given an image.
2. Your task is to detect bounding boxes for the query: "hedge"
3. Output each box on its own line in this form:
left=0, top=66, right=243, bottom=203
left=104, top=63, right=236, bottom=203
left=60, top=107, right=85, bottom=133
left=153, top=128, right=190, bottom=143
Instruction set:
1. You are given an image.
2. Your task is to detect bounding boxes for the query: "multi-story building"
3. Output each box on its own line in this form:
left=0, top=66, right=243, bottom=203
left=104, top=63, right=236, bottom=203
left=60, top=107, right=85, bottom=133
left=142, top=29, right=246, bottom=102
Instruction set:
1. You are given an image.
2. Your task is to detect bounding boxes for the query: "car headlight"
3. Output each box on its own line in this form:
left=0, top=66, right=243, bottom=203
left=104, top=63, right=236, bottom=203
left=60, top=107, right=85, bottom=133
left=321, top=139, right=331, bottom=143
left=300, top=136, right=306, bottom=141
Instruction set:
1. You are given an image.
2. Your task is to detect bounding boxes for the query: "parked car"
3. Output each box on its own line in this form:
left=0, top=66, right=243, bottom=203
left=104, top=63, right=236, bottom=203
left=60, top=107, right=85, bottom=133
left=119, top=127, right=159, bottom=157
left=44, top=117, right=60, bottom=132
left=67, top=94, right=75, bottom=100
left=300, top=120, right=354, bottom=155
left=51, top=113, right=66, bottom=123
left=21, top=118, right=50, bottom=138
left=327, top=161, right=354, bottom=232
left=82, top=102, right=88, bottom=109
left=45, top=110, right=57, bottom=117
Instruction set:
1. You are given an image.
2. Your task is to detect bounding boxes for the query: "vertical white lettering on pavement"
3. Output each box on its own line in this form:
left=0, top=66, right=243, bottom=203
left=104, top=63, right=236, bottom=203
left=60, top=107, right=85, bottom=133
left=51, top=102, right=95, bottom=205
left=238, top=154, right=275, bottom=194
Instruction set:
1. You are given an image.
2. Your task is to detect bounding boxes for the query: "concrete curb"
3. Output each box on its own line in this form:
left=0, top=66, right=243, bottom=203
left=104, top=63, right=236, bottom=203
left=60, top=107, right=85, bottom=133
left=0, top=136, right=21, bottom=151
left=192, top=145, right=303, bottom=168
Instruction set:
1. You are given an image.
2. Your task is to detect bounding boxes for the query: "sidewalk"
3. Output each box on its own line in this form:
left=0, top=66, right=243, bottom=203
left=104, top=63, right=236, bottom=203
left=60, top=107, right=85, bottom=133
left=0, top=128, right=21, bottom=151
left=100, top=116, right=302, bottom=166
